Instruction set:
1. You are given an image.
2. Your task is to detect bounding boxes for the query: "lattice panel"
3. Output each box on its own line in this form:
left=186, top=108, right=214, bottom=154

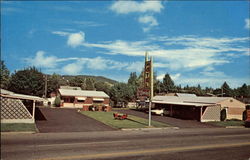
left=0, top=97, right=32, bottom=119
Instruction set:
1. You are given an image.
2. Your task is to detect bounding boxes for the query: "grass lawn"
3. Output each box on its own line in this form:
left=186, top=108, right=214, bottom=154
left=1, top=123, right=37, bottom=132
left=81, top=111, right=171, bottom=129
left=207, top=120, right=245, bottom=127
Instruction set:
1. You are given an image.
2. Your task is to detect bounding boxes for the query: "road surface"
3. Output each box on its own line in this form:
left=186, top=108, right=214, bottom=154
left=2, top=128, right=250, bottom=160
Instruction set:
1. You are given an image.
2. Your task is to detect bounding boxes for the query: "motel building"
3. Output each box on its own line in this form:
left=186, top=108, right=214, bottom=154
left=152, top=93, right=246, bottom=122
left=58, top=86, right=111, bottom=111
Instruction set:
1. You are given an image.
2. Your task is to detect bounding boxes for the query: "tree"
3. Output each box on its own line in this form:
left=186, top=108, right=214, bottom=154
left=0, top=60, right=10, bottom=89
left=238, top=83, right=250, bottom=97
left=109, top=83, right=134, bottom=106
left=68, top=76, right=85, bottom=89
left=54, top=96, right=61, bottom=107
left=221, top=82, right=233, bottom=97
left=8, top=67, right=44, bottom=97
left=127, top=72, right=139, bottom=101
left=47, top=73, right=61, bottom=96
left=95, top=81, right=111, bottom=95
left=85, top=78, right=96, bottom=90
left=161, top=73, right=175, bottom=93
left=127, top=72, right=138, bottom=86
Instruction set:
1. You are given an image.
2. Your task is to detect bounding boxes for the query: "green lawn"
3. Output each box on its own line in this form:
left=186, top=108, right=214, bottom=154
left=207, top=120, right=245, bottom=127
left=1, top=123, right=37, bottom=132
left=81, top=111, right=171, bottom=129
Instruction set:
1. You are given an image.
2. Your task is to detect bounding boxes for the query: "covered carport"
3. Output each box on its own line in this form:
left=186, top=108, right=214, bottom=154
left=0, top=89, right=44, bottom=123
left=153, top=96, right=221, bottom=122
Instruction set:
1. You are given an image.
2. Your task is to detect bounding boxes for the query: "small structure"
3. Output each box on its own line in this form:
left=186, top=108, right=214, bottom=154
left=58, top=87, right=111, bottom=111
left=152, top=94, right=246, bottom=122
left=0, top=89, right=44, bottom=123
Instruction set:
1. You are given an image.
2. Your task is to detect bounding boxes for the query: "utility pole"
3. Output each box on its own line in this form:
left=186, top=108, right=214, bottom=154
left=221, top=86, right=223, bottom=97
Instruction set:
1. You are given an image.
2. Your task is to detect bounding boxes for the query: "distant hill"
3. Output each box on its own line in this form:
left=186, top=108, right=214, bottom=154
left=61, top=75, right=118, bottom=86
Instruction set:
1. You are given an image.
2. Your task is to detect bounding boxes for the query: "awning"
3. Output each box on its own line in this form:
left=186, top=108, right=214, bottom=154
left=93, top=98, right=104, bottom=101
left=76, top=97, right=86, bottom=101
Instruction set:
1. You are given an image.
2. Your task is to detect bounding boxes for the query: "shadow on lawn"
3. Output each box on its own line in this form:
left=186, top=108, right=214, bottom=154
left=125, top=118, right=147, bottom=126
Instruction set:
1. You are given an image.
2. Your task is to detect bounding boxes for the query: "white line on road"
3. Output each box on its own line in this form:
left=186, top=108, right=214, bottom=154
left=38, top=141, right=250, bottom=160
left=37, top=140, right=129, bottom=147
left=215, top=134, right=250, bottom=138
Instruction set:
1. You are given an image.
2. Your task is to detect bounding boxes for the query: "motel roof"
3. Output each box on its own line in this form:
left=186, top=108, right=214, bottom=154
left=59, top=89, right=109, bottom=98
left=152, top=96, right=229, bottom=107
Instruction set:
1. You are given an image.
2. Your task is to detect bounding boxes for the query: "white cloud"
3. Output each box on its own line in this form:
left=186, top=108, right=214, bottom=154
left=73, top=21, right=105, bottom=27
left=110, top=1, right=163, bottom=14
left=52, top=31, right=70, bottom=36
left=25, top=51, right=57, bottom=68
left=138, top=15, right=158, bottom=32
left=156, top=73, right=181, bottom=81
left=126, top=61, right=144, bottom=72
left=110, top=1, right=163, bottom=32
left=156, top=74, right=165, bottom=80
left=67, top=31, right=85, bottom=48
left=245, top=18, right=250, bottom=29
left=177, top=76, right=249, bottom=89
left=171, top=73, right=181, bottom=81
left=83, top=35, right=248, bottom=71
left=62, top=61, right=84, bottom=75
left=86, top=57, right=108, bottom=70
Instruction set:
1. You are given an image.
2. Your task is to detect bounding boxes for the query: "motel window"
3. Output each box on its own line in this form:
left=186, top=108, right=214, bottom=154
left=77, top=99, right=85, bottom=103
left=63, top=97, right=75, bottom=103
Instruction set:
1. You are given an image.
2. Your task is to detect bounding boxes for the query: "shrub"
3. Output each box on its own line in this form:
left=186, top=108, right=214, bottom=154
left=220, top=109, right=227, bottom=121
left=55, top=96, right=61, bottom=107
left=242, top=110, right=247, bottom=121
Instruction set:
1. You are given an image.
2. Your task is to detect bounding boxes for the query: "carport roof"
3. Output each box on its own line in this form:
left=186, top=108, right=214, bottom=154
left=153, top=96, right=229, bottom=107
left=0, top=89, right=44, bottom=101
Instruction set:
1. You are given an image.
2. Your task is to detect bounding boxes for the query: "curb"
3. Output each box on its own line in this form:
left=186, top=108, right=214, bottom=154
left=121, top=127, right=179, bottom=131
left=225, top=126, right=245, bottom=129
left=1, top=131, right=36, bottom=135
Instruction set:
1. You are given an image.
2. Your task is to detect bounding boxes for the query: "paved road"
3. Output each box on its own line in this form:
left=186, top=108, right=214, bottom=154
left=114, top=109, right=218, bottom=128
left=36, top=107, right=115, bottom=133
left=2, top=128, right=250, bottom=160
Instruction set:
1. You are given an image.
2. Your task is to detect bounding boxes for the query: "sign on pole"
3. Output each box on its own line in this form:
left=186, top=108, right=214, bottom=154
left=143, top=52, right=153, bottom=126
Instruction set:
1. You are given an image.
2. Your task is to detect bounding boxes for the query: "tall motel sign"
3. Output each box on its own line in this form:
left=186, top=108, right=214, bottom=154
left=137, top=52, right=154, bottom=126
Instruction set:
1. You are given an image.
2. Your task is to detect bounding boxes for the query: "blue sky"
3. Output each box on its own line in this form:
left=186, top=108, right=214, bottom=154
left=2, top=1, right=250, bottom=88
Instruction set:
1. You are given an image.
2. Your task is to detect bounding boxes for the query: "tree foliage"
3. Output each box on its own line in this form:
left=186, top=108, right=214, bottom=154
left=161, top=73, right=175, bottom=93
left=68, top=76, right=85, bottom=89
left=95, top=81, right=111, bottom=95
left=54, top=96, right=61, bottom=107
left=8, top=67, right=44, bottom=97
left=85, top=78, right=96, bottom=90
left=110, top=83, right=134, bottom=106
left=221, top=81, right=233, bottom=97
left=0, top=60, right=10, bottom=89
left=47, top=73, right=62, bottom=96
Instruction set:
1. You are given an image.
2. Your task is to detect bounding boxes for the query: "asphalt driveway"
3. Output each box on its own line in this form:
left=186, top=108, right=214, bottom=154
left=36, top=107, right=115, bottom=133
left=114, top=109, right=219, bottom=128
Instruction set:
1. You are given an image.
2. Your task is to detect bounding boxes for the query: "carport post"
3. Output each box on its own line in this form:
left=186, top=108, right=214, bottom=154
left=32, top=100, right=36, bottom=122
left=200, top=106, right=203, bottom=122
left=170, top=105, right=173, bottom=117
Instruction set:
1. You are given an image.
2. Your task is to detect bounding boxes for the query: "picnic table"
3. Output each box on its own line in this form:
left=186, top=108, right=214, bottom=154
left=113, top=113, right=128, bottom=120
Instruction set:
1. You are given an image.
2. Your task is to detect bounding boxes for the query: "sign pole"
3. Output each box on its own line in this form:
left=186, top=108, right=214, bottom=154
left=149, top=56, right=153, bottom=127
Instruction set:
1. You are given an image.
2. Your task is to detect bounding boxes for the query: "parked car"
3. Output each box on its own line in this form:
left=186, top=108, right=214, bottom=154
left=150, top=108, right=169, bottom=116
